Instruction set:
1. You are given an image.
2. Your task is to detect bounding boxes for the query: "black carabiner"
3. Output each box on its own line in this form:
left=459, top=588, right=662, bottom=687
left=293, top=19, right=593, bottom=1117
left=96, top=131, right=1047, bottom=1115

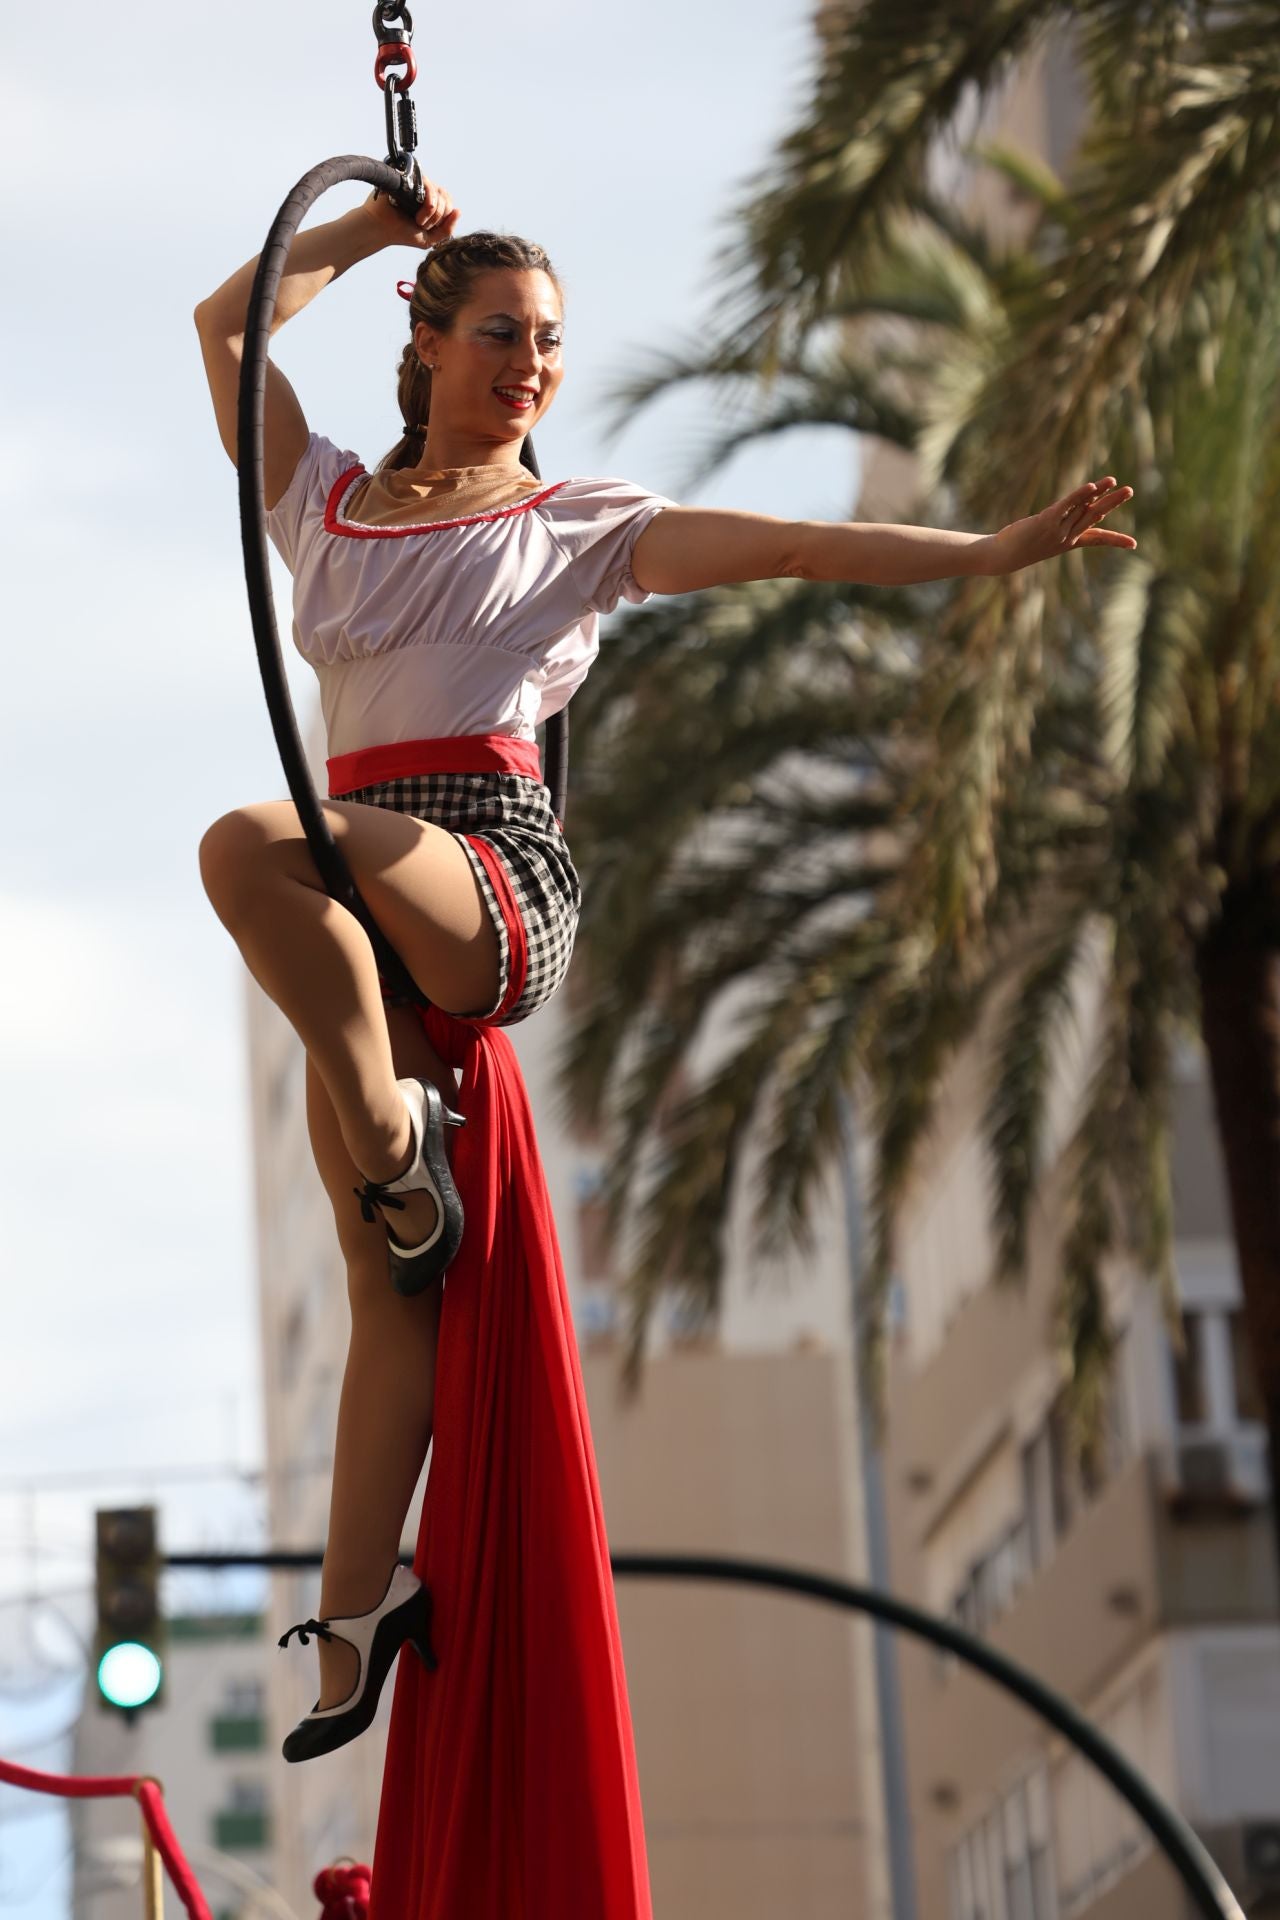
left=384, top=77, right=421, bottom=178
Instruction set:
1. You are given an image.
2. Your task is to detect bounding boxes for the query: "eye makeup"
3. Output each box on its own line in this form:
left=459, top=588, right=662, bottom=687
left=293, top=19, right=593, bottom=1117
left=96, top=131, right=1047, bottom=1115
left=473, top=312, right=564, bottom=350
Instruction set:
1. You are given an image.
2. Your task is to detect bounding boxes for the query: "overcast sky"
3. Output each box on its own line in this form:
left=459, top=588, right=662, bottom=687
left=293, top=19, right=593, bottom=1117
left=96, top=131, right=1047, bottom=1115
left=0, top=1, right=859, bottom=1909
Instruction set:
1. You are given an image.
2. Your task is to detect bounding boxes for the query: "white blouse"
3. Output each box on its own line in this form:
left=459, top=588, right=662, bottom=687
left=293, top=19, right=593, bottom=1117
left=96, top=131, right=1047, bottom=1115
left=266, top=433, right=674, bottom=755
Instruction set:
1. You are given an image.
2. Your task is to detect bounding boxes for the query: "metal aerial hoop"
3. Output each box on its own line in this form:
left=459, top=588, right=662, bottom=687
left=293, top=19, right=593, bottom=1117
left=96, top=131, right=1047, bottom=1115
left=236, top=3, right=567, bottom=1008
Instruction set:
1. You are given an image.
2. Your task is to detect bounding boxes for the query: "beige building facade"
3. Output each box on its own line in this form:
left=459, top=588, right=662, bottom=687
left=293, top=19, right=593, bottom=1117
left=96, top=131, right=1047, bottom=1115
left=858, top=27, right=1280, bottom=1920
left=880, top=1026, right=1280, bottom=1920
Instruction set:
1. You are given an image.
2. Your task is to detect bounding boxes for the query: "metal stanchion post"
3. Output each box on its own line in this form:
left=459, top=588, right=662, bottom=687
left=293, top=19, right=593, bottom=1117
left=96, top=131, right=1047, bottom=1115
left=142, top=1821, right=165, bottom=1918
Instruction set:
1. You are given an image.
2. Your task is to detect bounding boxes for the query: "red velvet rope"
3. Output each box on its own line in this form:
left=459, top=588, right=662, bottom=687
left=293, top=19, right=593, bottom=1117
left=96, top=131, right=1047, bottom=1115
left=0, top=1757, right=212, bottom=1918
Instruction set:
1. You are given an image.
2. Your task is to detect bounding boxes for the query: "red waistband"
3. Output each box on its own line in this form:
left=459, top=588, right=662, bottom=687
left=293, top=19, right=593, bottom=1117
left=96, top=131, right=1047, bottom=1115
left=327, top=734, right=543, bottom=796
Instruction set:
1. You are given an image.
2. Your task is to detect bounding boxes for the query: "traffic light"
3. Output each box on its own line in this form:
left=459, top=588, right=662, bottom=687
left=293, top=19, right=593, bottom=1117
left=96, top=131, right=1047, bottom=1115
left=94, top=1507, right=165, bottom=1716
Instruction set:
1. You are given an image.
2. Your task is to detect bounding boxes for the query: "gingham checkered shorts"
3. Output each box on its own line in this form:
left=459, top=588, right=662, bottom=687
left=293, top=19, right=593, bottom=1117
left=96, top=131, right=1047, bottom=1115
left=339, top=767, right=581, bottom=1026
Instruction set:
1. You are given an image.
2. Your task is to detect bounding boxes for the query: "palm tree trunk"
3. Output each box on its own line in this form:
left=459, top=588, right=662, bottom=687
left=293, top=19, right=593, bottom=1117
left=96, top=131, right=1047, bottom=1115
left=1196, top=901, right=1280, bottom=1576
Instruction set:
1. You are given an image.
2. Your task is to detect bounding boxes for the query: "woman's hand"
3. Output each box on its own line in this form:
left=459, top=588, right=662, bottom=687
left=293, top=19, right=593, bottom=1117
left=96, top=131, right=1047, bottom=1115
left=983, top=476, right=1137, bottom=574
left=360, top=174, right=462, bottom=251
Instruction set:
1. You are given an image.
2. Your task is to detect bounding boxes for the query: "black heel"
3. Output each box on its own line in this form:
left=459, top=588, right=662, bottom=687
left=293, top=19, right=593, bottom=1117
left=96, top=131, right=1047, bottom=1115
left=410, top=1630, right=439, bottom=1671
left=407, top=1585, right=439, bottom=1670
left=353, top=1080, right=467, bottom=1298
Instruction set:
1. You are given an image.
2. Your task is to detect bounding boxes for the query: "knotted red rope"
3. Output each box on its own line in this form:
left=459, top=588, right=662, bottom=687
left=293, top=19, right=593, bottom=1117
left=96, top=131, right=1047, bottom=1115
left=315, top=1862, right=372, bottom=1918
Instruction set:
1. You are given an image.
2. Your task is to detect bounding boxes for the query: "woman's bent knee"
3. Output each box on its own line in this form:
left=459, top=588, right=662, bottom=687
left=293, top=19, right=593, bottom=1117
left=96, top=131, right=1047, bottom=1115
left=198, top=803, right=299, bottom=921
left=199, top=809, right=255, bottom=918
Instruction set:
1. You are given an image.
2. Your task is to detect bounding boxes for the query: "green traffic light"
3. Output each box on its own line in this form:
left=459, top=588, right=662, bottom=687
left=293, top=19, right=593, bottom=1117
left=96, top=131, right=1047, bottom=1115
left=97, top=1641, right=163, bottom=1710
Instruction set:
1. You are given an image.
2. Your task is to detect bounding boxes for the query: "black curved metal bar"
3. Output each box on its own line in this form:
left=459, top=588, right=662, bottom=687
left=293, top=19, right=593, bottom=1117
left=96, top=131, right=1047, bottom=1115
left=168, top=1543, right=1243, bottom=1920
left=612, top=1552, right=1245, bottom=1920
left=237, top=154, right=568, bottom=1008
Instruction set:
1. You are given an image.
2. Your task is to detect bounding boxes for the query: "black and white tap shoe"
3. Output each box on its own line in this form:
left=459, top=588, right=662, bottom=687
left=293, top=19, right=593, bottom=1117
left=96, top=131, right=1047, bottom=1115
left=278, top=1563, right=439, bottom=1764
left=354, top=1076, right=466, bottom=1296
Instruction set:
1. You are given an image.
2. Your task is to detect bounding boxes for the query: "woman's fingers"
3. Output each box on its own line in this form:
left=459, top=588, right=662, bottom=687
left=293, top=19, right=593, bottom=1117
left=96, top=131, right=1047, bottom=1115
left=1079, top=485, right=1134, bottom=531
left=414, top=178, right=456, bottom=234
left=1063, top=483, right=1133, bottom=541
left=1077, top=527, right=1139, bottom=549
left=1061, top=480, right=1101, bottom=513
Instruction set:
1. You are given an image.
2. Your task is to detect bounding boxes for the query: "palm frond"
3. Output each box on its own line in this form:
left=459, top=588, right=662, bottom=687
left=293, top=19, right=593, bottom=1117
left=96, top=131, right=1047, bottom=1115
left=752, top=917, right=905, bottom=1260
left=859, top=949, right=998, bottom=1386
left=967, top=39, right=1280, bottom=511
left=983, top=916, right=1094, bottom=1281
left=965, top=140, right=1071, bottom=221
left=721, top=0, right=1065, bottom=348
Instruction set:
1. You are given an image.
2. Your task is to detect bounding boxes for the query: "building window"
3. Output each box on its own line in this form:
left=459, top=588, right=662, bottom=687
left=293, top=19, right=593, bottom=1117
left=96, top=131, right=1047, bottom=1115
left=1228, top=1310, right=1264, bottom=1426
left=212, top=1778, right=270, bottom=1853
left=1054, top=1671, right=1157, bottom=1914
left=1172, top=1311, right=1209, bottom=1424
left=943, top=1351, right=1134, bottom=1670
left=948, top=1517, right=1033, bottom=1640
left=1170, top=1305, right=1265, bottom=1433
left=209, top=1678, right=266, bottom=1752
left=1036, top=1352, right=1130, bottom=1564
left=948, top=1769, right=1056, bottom=1920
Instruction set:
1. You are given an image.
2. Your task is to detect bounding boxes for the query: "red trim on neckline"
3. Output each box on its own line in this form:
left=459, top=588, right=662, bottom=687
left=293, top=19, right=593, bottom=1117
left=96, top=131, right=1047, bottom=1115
left=327, top=733, right=543, bottom=795
left=323, top=465, right=568, bottom=539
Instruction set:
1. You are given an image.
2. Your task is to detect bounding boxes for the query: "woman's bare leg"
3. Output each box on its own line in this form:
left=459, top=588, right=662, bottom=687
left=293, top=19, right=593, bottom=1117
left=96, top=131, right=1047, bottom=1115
left=199, top=797, right=500, bottom=1245
left=306, top=1007, right=451, bottom=1709
left=199, top=797, right=501, bottom=1704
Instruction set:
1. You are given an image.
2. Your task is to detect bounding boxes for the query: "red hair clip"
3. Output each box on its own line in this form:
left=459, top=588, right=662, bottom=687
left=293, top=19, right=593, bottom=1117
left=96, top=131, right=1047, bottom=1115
left=397, top=280, right=416, bottom=302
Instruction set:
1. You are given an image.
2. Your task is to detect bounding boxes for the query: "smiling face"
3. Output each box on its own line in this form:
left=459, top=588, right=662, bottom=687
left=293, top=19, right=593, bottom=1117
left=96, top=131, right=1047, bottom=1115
left=414, top=267, right=565, bottom=453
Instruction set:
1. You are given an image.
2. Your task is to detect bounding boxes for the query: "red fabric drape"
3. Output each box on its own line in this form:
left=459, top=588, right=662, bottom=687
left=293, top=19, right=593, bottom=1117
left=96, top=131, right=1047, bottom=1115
left=366, top=872, right=651, bottom=1917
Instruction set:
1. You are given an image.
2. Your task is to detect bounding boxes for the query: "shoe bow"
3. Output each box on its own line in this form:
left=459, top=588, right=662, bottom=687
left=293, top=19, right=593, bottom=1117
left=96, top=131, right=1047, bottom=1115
left=353, top=1179, right=407, bottom=1225
left=279, top=1616, right=334, bottom=1649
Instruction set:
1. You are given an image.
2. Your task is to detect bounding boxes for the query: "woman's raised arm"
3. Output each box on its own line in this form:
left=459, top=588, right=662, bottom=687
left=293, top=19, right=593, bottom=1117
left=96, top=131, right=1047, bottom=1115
left=631, top=478, right=1136, bottom=594
left=193, top=184, right=459, bottom=508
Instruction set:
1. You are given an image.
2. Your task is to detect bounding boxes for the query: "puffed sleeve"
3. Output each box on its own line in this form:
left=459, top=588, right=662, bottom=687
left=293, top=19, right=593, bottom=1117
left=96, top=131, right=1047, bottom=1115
left=265, top=432, right=363, bottom=572
left=540, top=476, right=675, bottom=615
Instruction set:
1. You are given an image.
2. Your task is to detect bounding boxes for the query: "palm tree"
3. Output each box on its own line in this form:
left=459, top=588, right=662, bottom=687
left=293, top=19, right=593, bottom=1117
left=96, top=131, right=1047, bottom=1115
left=561, top=44, right=1280, bottom=1565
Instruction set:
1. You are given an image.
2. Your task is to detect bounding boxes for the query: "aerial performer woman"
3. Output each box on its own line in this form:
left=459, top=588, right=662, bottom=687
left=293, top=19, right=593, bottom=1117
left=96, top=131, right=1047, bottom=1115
left=193, top=161, right=1136, bottom=1916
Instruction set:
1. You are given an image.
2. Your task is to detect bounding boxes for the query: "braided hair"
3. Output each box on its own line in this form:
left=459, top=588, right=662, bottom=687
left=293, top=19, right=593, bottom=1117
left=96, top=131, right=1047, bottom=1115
left=379, top=231, right=561, bottom=471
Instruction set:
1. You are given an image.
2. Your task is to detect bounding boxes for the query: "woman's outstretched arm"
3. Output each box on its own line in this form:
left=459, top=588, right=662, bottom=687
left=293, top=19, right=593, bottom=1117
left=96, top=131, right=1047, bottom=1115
left=193, top=183, right=458, bottom=506
left=631, top=477, right=1136, bottom=593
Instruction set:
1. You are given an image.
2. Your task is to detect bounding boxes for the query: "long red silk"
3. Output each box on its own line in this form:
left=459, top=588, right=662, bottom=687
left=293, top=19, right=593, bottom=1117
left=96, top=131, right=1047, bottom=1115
left=341, top=752, right=651, bottom=1918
